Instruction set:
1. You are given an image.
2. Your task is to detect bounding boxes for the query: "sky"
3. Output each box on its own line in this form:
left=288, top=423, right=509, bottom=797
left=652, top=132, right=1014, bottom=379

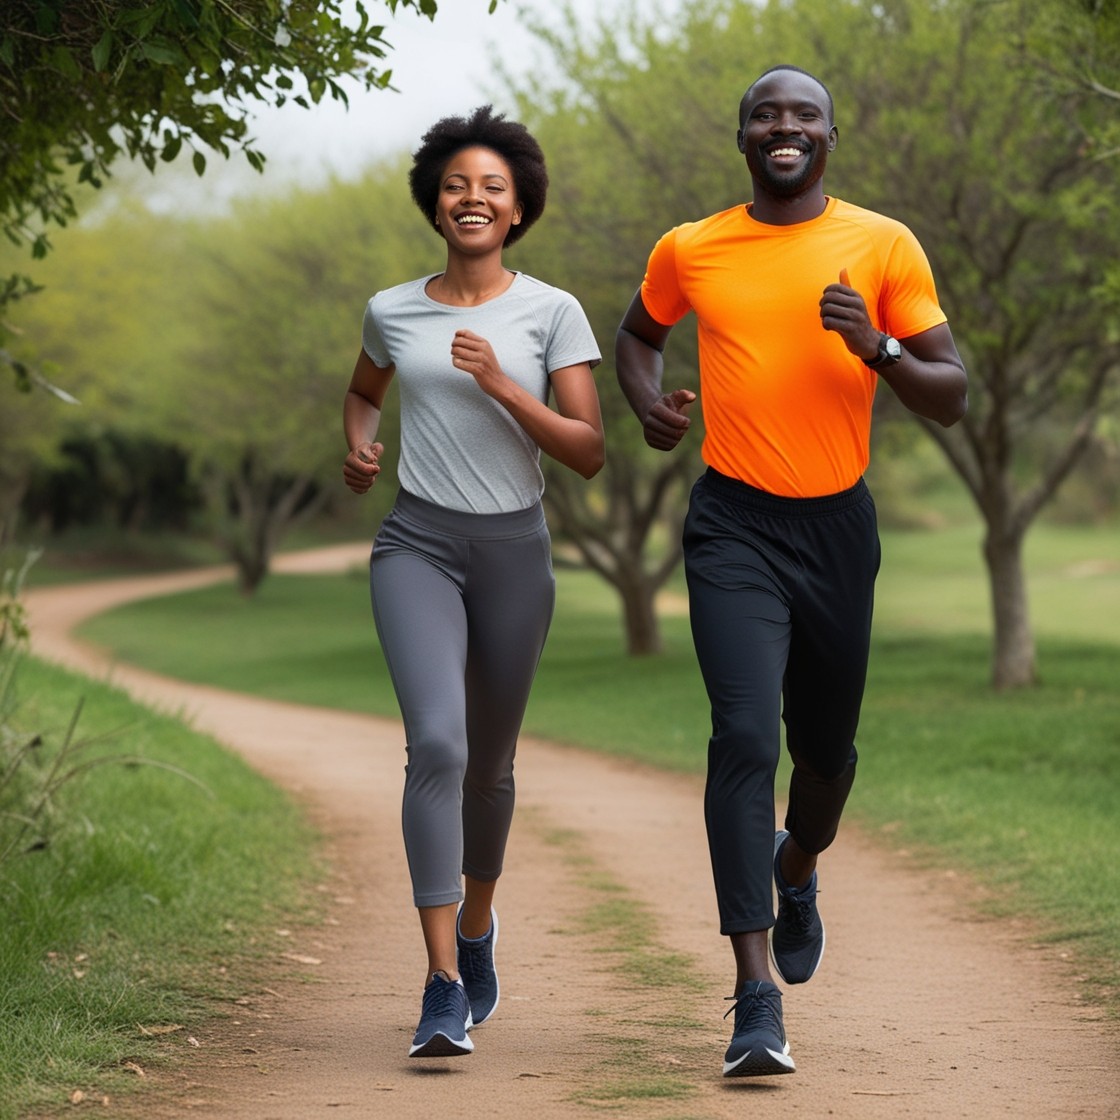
left=145, top=0, right=653, bottom=210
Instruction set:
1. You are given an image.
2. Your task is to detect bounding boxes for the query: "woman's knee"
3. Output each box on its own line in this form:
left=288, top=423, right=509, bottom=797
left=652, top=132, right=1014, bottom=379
left=405, top=726, right=468, bottom=786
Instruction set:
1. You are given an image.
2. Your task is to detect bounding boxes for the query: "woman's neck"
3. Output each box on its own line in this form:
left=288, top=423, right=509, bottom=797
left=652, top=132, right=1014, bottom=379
left=427, top=258, right=516, bottom=307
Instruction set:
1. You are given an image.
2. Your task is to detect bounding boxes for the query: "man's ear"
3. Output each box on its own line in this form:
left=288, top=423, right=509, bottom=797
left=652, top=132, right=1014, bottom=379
left=736, top=128, right=747, bottom=154
left=828, top=125, right=839, bottom=152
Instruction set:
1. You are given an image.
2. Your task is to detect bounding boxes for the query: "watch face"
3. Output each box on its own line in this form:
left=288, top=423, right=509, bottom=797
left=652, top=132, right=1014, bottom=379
left=885, top=336, right=902, bottom=360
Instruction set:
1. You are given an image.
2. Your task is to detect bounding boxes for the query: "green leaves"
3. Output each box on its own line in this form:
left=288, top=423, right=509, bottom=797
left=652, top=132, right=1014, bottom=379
left=91, top=31, right=114, bottom=72
left=0, top=1, right=502, bottom=253
left=160, top=133, right=183, bottom=163
left=0, top=1, right=512, bottom=372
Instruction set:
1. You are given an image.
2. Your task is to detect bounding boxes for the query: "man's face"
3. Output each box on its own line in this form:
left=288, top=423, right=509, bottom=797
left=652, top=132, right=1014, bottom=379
left=737, top=70, right=837, bottom=200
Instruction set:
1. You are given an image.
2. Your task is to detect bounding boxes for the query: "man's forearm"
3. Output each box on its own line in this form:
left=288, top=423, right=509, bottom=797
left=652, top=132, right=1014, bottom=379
left=615, top=327, right=666, bottom=422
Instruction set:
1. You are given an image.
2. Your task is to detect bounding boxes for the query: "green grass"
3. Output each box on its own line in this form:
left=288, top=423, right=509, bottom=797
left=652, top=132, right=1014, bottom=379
left=0, top=658, right=322, bottom=1119
left=522, top=813, right=706, bottom=1107
left=74, top=521, right=1120, bottom=1010
left=2, top=528, right=226, bottom=587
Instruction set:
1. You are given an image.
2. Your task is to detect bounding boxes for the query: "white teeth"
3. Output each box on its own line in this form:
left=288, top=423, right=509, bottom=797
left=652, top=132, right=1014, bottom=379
left=770, top=148, right=802, bottom=157
left=456, top=214, right=490, bottom=225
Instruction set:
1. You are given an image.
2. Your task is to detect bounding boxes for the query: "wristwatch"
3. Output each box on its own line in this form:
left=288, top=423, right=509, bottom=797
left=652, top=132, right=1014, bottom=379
left=863, top=333, right=902, bottom=368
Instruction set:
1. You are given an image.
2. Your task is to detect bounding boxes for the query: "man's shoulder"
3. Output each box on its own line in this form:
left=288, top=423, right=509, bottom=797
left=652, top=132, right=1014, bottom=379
left=828, top=197, right=916, bottom=239
left=658, top=206, right=745, bottom=253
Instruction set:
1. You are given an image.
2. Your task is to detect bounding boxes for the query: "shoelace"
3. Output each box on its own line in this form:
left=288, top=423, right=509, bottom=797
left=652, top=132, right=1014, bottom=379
left=722, top=984, right=783, bottom=1034
left=422, top=975, right=464, bottom=1018
left=778, top=883, right=819, bottom=934
left=457, top=931, right=492, bottom=985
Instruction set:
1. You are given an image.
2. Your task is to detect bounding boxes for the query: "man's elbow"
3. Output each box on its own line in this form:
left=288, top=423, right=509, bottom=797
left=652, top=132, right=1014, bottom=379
left=936, top=383, right=968, bottom=428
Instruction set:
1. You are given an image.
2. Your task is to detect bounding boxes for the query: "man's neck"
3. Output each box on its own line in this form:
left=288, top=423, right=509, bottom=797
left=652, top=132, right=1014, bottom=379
left=748, top=188, right=829, bottom=227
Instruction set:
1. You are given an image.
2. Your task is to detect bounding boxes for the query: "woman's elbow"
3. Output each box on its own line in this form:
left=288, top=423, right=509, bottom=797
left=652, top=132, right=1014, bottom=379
left=578, top=434, right=606, bottom=479
left=582, top=445, right=606, bottom=479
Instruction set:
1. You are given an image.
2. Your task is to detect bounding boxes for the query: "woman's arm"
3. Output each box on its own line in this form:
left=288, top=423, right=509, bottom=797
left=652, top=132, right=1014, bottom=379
left=449, top=330, right=605, bottom=479
left=342, top=348, right=395, bottom=495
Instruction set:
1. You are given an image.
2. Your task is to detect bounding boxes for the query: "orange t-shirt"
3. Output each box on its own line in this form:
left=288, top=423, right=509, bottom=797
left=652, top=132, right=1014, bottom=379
left=640, top=196, right=947, bottom=497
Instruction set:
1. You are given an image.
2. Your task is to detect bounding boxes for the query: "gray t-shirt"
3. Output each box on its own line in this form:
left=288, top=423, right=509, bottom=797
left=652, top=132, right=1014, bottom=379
left=362, top=272, right=601, bottom=513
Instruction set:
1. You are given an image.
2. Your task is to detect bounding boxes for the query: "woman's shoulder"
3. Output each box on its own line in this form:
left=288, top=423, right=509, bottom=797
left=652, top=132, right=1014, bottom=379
left=366, top=275, right=436, bottom=313
left=509, top=272, right=585, bottom=312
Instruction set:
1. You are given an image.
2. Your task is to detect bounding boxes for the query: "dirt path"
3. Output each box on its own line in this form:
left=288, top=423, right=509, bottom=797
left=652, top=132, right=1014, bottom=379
left=23, top=546, right=1119, bottom=1119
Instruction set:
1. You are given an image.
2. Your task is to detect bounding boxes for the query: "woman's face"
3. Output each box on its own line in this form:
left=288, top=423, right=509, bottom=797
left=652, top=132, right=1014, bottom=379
left=435, top=145, right=522, bottom=253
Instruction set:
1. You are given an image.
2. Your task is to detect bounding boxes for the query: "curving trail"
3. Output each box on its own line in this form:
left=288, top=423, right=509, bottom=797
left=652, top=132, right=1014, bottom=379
left=23, top=546, right=1119, bottom=1119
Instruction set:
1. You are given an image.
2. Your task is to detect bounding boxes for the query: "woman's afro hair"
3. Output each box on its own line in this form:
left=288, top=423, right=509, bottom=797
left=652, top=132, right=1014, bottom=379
left=409, top=105, right=548, bottom=247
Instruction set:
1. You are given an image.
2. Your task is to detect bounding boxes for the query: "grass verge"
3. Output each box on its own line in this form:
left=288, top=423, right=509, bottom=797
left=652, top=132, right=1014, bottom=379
left=0, top=658, right=322, bottom=1119
left=525, top=811, right=708, bottom=1109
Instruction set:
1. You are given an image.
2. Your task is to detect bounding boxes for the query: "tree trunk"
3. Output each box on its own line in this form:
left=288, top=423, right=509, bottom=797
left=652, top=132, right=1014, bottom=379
left=983, top=523, right=1037, bottom=690
left=619, top=574, right=664, bottom=656
left=542, top=456, right=692, bottom=658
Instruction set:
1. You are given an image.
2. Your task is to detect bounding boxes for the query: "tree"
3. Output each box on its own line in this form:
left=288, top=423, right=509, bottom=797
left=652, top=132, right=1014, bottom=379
left=162, top=168, right=437, bottom=592
left=1020, top=0, right=1120, bottom=123
left=0, top=0, right=501, bottom=386
left=509, top=3, right=735, bottom=654
left=513, top=0, right=1119, bottom=684
left=819, top=0, right=1120, bottom=688
left=0, top=197, right=187, bottom=543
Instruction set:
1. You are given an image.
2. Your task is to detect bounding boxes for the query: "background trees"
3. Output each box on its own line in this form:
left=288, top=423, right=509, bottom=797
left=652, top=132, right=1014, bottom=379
left=517, top=0, right=1120, bottom=685
left=797, top=0, right=1120, bottom=688
left=3, top=0, right=1116, bottom=685
left=0, top=0, right=489, bottom=384
left=0, top=0, right=497, bottom=576
left=166, top=172, right=435, bottom=591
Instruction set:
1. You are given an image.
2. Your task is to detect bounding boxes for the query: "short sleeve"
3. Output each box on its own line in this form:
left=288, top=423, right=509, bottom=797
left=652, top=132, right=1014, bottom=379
left=545, top=291, right=602, bottom=373
left=880, top=229, right=947, bottom=341
left=639, top=227, right=692, bottom=326
left=361, top=297, right=392, bottom=367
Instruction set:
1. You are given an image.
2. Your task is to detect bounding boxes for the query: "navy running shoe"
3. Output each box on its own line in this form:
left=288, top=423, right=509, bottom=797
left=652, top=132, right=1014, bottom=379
left=408, top=971, right=474, bottom=1058
left=457, top=905, right=499, bottom=1025
left=722, top=979, right=795, bottom=1076
left=769, top=829, right=826, bottom=985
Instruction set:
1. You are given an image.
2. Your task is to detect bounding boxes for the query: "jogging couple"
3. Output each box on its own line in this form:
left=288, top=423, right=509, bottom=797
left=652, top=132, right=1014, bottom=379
left=342, top=66, right=967, bottom=1076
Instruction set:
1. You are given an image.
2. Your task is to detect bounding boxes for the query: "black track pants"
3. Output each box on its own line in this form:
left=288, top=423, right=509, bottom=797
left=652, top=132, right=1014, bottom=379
left=683, top=469, right=881, bottom=935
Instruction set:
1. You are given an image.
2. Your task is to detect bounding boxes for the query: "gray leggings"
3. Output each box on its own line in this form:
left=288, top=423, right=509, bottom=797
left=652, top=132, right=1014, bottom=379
left=370, top=489, right=555, bottom=908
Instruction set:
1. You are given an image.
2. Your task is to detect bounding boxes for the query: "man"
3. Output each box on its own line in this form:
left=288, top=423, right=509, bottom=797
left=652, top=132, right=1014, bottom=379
left=615, top=65, right=967, bottom=1077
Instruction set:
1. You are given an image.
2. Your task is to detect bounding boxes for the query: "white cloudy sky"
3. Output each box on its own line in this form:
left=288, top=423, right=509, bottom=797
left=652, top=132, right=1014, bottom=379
left=251, top=1, right=580, bottom=179
left=143, top=0, right=662, bottom=210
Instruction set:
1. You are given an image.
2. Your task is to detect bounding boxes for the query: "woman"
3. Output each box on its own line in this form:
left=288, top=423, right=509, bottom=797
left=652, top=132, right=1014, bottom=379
left=342, top=106, right=604, bottom=1059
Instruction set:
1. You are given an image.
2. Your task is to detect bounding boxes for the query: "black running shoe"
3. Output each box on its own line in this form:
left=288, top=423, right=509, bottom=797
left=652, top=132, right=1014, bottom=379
left=769, top=829, right=826, bottom=984
left=457, top=905, right=500, bottom=1025
left=408, top=971, right=474, bottom=1058
left=722, top=979, right=795, bottom=1076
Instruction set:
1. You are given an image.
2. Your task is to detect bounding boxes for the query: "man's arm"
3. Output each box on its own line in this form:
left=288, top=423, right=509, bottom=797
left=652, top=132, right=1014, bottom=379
left=821, top=276, right=968, bottom=428
left=875, top=323, right=968, bottom=428
left=616, top=289, right=697, bottom=450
